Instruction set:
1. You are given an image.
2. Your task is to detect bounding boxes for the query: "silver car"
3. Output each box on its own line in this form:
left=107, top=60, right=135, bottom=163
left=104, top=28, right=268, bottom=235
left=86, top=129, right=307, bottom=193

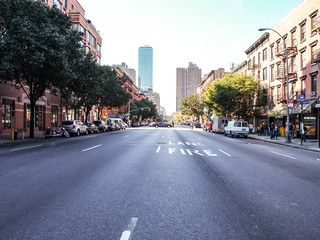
left=60, top=120, right=88, bottom=136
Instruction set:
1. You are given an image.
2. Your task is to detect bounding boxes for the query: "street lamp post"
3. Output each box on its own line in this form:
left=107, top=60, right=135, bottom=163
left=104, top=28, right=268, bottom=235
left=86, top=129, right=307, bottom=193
left=259, top=28, right=291, bottom=143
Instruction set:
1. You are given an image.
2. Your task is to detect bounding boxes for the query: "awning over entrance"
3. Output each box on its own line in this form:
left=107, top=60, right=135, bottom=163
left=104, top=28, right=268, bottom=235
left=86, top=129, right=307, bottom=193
left=268, top=100, right=316, bottom=116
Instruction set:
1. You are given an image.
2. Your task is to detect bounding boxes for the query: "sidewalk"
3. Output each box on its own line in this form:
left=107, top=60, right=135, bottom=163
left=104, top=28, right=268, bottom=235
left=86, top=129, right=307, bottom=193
left=0, top=131, right=45, bottom=147
left=248, top=133, right=320, bottom=152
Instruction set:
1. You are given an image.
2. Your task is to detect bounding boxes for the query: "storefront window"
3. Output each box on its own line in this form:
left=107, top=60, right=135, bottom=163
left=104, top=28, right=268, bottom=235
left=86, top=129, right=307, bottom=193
left=2, top=99, right=15, bottom=129
left=51, top=106, right=58, bottom=127
left=24, top=104, right=43, bottom=128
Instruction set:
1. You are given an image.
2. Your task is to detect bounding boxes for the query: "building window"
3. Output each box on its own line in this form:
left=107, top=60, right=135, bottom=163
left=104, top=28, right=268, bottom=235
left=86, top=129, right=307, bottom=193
left=300, top=49, right=306, bottom=69
left=63, top=0, right=67, bottom=8
left=300, top=21, right=306, bottom=42
left=2, top=99, right=15, bottom=129
left=277, top=87, right=282, bottom=101
left=301, top=77, right=306, bottom=96
left=311, top=73, right=317, bottom=96
left=291, top=30, right=297, bottom=47
left=310, top=10, right=318, bottom=33
left=258, top=53, right=261, bottom=65
left=87, top=31, right=96, bottom=47
left=276, top=40, right=281, bottom=54
left=311, top=44, right=319, bottom=63
left=270, top=88, right=274, bottom=104
left=263, top=67, right=267, bottom=81
left=97, top=55, right=101, bottom=65
left=51, top=105, right=58, bottom=127
left=97, top=44, right=101, bottom=53
left=53, top=0, right=61, bottom=10
left=248, top=59, right=252, bottom=69
left=271, top=45, right=274, bottom=59
left=270, top=65, right=275, bottom=81
left=263, top=48, right=267, bottom=61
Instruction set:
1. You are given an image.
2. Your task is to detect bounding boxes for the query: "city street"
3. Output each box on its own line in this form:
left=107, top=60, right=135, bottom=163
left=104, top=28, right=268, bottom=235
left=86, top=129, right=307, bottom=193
left=1, top=126, right=320, bottom=239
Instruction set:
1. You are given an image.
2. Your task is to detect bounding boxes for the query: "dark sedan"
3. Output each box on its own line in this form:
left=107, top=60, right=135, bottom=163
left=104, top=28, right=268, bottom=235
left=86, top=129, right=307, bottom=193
left=85, top=122, right=99, bottom=134
left=155, top=122, right=172, bottom=128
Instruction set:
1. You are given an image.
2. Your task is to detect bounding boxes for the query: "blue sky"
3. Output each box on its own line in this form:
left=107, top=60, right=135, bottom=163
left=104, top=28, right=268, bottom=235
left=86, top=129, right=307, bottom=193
left=78, top=0, right=301, bottom=114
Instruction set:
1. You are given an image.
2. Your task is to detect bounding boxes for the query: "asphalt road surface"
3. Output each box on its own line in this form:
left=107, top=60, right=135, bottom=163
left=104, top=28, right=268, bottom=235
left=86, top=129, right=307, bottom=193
left=1, top=126, right=320, bottom=240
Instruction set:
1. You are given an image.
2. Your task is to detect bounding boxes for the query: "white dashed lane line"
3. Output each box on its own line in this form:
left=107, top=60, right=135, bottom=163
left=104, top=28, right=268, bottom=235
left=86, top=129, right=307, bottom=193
left=82, top=144, right=102, bottom=152
left=10, top=145, right=43, bottom=152
left=270, top=151, right=296, bottom=159
left=120, top=218, right=138, bottom=240
left=218, top=149, right=231, bottom=157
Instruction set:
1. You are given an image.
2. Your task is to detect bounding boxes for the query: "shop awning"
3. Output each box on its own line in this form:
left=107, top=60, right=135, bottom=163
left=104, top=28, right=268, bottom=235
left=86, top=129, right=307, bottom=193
left=268, top=100, right=316, bottom=116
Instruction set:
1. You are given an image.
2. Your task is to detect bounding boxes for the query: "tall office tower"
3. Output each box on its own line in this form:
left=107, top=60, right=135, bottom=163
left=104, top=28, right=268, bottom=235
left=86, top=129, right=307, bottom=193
left=176, top=62, right=202, bottom=112
left=187, top=62, right=202, bottom=96
left=138, top=46, right=153, bottom=91
left=176, top=68, right=187, bottom=112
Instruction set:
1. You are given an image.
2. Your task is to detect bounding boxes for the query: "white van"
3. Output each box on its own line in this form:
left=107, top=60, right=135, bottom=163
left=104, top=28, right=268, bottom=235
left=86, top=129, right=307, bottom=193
left=224, top=120, right=249, bottom=138
left=212, top=116, right=229, bottom=133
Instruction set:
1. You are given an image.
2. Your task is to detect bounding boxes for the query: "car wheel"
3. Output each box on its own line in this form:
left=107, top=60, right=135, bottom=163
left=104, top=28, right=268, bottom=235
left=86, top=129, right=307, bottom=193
left=76, top=129, right=80, bottom=136
left=85, top=129, right=89, bottom=135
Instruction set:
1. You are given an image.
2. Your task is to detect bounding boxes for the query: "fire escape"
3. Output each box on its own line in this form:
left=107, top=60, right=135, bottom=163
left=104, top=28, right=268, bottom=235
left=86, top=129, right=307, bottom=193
left=275, top=41, right=298, bottom=103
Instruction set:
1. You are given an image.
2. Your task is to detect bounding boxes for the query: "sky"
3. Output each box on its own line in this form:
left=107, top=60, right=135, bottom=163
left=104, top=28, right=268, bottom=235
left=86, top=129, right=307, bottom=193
left=78, top=0, right=301, bottom=115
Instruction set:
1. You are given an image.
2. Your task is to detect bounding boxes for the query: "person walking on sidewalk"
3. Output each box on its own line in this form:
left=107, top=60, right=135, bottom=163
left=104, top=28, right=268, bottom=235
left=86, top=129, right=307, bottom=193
left=274, top=124, right=279, bottom=139
left=301, top=126, right=307, bottom=142
left=269, top=122, right=275, bottom=139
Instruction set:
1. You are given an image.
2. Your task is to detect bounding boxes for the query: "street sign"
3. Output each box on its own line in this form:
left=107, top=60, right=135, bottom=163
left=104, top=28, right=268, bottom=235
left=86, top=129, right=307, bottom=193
left=288, top=100, right=294, bottom=108
left=297, top=101, right=309, bottom=104
left=299, top=95, right=305, bottom=100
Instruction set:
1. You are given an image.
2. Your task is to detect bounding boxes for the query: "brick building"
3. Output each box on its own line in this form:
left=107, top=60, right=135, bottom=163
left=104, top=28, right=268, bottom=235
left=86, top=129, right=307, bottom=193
left=0, top=0, right=102, bottom=133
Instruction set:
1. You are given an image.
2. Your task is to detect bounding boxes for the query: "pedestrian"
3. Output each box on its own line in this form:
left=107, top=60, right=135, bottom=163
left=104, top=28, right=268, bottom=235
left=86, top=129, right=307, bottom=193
left=269, top=122, right=275, bottom=139
left=249, top=123, right=253, bottom=134
left=257, top=125, right=261, bottom=136
left=264, top=123, right=269, bottom=136
left=274, top=124, right=279, bottom=139
left=301, top=126, right=307, bottom=142
left=172, top=121, right=174, bottom=128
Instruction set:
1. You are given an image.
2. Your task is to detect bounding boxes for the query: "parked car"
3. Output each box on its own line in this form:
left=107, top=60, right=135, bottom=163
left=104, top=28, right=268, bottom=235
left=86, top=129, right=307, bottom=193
left=93, top=120, right=108, bottom=132
left=149, top=122, right=156, bottom=127
left=60, top=120, right=88, bottom=136
left=204, top=122, right=212, bottom=132
left=132, top=122, right=140, bottom=127
left=155, top=122, right=172, bottom=128
left=224, top=120, right=249, bottom=138
left=85, top=122, right=99, bottom=134
left=195, top=122, right=202, bottom=128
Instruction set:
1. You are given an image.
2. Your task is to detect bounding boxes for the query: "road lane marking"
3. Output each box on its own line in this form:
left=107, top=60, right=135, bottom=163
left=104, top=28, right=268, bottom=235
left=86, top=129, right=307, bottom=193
left=218, top=149, right=231, bottom=157
left=120, top=217, right=138, bottom=240
left=270, top=151, right=296, bottom=159
left=82, top=144, right=102, bottom=152
left=10, top=145, right=43, bottom=152
left=123, top=135, right=129, bottom=138
left=156, top=146, right=161, bottom=153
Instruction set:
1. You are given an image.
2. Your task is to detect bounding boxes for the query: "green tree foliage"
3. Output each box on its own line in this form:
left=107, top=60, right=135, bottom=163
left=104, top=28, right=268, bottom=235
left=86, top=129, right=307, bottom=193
left=130, top=98, right=157, bottom=120
left=204, top=73, right=259, bottom=120
left=95, top=66, right=131, bottom=119
left=172, top=112, right=187, bottom=124
left=0, top=0, right=82, bottom=137
left=180, top=93, right=205, bottom=118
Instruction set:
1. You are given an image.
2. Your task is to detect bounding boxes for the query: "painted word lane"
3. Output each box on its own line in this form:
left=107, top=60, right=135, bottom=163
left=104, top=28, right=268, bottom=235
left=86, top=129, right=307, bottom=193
left=155, top=141, right=220, bottom=157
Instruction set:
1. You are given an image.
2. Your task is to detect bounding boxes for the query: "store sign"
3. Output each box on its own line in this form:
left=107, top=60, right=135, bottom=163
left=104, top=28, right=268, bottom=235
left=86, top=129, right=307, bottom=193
left=288, top=100, right=294, bottom=108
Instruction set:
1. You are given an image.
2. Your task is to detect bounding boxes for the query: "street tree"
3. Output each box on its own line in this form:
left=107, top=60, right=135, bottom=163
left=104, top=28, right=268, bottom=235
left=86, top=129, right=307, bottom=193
left=95, top=66, right=131, bottom=119
left=204, top=73, right=259, bottom=120
left=180, top=93, right=205, bottom=119
left=0, top=0, right=83, bottom=137
left=130, top=98, right=157, bottom=120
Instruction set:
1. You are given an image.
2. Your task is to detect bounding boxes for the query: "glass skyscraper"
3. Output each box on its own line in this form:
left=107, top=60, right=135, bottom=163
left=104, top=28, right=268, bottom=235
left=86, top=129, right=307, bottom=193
left=138, top=46, right=153, bottom=91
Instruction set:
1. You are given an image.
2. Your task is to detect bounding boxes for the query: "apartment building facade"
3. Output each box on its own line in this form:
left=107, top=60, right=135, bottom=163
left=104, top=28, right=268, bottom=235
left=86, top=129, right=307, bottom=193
left=0, top=0, right=102, bottom=134
left=245, top=33, right=270, bottom=128
left=267, top=0, right=320, bottom=139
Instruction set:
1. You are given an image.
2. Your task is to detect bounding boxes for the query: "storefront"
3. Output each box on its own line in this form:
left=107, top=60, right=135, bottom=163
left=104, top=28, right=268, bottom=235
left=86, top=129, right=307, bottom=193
left=269, top=100, right=317, bottom=139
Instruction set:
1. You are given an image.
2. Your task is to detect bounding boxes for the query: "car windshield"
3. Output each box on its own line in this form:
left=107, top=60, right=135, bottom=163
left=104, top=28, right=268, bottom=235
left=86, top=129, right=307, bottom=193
left=61, top=121, right=73, bottom=125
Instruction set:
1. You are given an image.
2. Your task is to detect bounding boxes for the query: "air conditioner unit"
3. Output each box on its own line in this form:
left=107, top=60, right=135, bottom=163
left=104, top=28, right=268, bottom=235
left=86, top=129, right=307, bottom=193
left=311, top=91, right=317, bottom=97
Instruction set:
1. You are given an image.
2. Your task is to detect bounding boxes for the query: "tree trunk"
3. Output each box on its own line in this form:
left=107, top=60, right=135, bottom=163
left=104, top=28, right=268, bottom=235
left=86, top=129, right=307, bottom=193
left=29, top=98, right=35, bottom=138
